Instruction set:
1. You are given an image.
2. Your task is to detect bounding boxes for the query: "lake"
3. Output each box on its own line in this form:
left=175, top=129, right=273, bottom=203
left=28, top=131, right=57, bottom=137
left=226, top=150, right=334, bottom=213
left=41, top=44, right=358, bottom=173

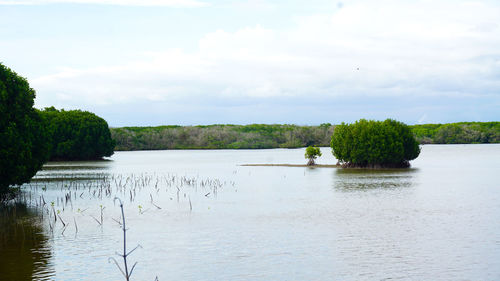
left=1, top=144, right=500, bottom=280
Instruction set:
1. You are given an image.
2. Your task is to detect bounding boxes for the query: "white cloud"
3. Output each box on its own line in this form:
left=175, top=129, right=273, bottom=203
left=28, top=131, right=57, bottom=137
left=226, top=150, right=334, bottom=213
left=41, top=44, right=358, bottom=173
left=0, top=0, right=208, bottom=7
left=231, top=0, right=276, bottom=12
left=30, top=0, right=500, bottom=123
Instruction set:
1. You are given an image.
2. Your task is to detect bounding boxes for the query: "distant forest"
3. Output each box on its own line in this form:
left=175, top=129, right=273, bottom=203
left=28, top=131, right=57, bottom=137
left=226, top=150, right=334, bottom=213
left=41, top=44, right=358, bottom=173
left=411, top=122, right=500, bottom=144
left=111, top=122, right=500, bottom=151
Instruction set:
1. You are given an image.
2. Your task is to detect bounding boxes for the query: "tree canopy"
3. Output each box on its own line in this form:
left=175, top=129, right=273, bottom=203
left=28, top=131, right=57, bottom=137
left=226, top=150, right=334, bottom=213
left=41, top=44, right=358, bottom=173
left=41, top=107, right=115, bottom=160
left=305, top=146, right=322, bottom=165
left=111, top=124, right=335, bottom=150
left=0, top=63, right=50, bottom=198
left=331, top=119, right=420, bottom=168
left=411, top=122, right=500, bottom=144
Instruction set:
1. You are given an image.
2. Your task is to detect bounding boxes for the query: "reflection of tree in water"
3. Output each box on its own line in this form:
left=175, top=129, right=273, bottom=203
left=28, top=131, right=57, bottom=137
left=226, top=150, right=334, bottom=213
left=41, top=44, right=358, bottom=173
left=0, top=203, right=53, bottom=280
left=333, top=168, right=418, bottom=191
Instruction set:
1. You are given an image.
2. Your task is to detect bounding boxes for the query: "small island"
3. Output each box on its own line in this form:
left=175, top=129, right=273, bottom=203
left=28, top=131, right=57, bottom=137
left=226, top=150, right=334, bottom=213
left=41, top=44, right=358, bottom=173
left=242, top=119, right=421, bottom=169
left=241, top=163, right=339, bottom=168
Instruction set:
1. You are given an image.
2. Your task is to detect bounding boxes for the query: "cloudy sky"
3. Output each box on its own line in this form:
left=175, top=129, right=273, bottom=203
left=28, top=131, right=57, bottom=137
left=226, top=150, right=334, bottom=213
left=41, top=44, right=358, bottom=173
left=1, top=0, right=499, bottom=126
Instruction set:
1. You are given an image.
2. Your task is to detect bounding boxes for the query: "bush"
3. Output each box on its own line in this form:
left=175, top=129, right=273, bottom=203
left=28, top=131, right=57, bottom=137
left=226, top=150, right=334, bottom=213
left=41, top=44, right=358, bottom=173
left=41, top=107, right=115, bottom=160
left=331, top=119, right=420, bottom=168
left=0, top=63, right=50, bottom=199
left=305, top=146, right=322, bottom=165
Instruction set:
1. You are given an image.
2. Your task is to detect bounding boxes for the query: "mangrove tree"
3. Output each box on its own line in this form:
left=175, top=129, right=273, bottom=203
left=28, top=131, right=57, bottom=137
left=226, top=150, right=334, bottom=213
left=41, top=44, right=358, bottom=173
left=330, top=119, right=420, bottom=168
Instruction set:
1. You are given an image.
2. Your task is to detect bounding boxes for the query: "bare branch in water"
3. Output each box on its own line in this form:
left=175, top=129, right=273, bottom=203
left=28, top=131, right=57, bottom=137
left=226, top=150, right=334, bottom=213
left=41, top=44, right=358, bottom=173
left=111, top=196, right=141, bottom=281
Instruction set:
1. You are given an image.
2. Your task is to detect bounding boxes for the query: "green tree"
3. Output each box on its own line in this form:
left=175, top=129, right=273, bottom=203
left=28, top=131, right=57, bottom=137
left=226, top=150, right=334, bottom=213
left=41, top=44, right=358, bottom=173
left=41, top=108, right=115, bottom=160
left=0, top=63, right=50, bottom=199
left=410, top=122, right=500, bottom=144
left=305, top=146, right=322, bottom=166
left=331, top=119, right=420, bottom=168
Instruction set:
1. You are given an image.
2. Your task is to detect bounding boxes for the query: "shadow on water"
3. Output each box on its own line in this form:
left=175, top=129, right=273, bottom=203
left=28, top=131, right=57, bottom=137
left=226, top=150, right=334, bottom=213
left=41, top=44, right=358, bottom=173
left=33, top=160, right=112, bottom=183
left=31, top=174, right=110, bottom=183
left=0, top=203, right=54, bottom=280
left=333, top=168, right=419, bottom=191
left=40, top=160, right=111, bottom=172
left=42, top=165, right=109, bottom=171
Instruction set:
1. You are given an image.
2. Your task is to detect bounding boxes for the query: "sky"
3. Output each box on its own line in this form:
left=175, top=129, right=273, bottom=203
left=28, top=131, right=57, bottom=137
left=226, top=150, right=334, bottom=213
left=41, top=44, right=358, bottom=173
left=1, top=0, right=499, bottom=126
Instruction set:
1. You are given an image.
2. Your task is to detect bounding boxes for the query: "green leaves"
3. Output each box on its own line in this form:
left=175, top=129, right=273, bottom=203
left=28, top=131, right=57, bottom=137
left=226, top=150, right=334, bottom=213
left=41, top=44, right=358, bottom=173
left=305, top=145, right=322, bottom=166
left=0, top=63, right=50, bottom=196
left=410, top=122, right=500, bottom=144
left=40, top=108, right=115, bottom=160
left=305, top=146, right=322, bottom=159
left=0, top=63, right=115, bottom=198
left=330, top=119, right=420, bottom=168
left=111, top=124, right=335, bottom=150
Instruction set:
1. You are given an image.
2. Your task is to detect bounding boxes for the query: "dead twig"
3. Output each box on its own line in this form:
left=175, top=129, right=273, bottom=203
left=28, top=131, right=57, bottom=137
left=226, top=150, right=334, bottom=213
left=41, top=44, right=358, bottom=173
left=109, top=197, right=142, bottom=281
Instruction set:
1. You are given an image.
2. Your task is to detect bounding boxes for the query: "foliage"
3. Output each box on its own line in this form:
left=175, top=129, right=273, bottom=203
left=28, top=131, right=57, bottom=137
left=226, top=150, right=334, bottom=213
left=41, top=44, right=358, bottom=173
left=110, top=121, right=500, bottom=151
left=111, top=124, right=335, bottom=150
left=410, top=122, right=500, bottom=144
left=331, top=119, right=420, bottom=168
left=0, top=63, right=50, bottom=198
left=305, top=146, right=322, bottom=165
left=40, top=107, right=115, bottom=160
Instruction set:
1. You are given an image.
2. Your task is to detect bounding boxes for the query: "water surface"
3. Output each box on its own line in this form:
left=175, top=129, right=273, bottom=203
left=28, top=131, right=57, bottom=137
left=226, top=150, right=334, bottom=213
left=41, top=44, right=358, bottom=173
left=2, top=144, right=500, bottom=280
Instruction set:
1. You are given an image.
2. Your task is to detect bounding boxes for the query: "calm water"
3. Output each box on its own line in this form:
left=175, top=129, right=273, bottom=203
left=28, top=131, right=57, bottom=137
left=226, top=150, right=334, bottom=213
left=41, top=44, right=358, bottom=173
left=1, top=144, right=500, bottom=280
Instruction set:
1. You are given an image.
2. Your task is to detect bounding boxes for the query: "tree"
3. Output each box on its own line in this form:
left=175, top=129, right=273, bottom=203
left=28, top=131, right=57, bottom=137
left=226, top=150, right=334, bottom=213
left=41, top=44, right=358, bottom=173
left=305, top=146, right=322, bottom=166
left=0, top=63, right=50, bottom=199
left=330, top=119, right=420, bottom=168
left=40, top=107, right=115, bottom=160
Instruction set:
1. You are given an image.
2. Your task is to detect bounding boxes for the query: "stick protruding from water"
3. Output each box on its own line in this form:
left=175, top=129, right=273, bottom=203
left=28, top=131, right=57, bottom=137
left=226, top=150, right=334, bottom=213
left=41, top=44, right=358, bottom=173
left=109, top=197, right=142, bottom=281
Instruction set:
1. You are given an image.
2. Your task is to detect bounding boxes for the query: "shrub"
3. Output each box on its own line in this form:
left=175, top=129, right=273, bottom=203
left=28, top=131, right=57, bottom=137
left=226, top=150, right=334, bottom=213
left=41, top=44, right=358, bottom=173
left=331, top=119, right=420, bottom=168
left=0, top=63, right=50, bottom=199
left=41, top=107, right=115, bottom=160
left=305, top=146, right=322, bottom=165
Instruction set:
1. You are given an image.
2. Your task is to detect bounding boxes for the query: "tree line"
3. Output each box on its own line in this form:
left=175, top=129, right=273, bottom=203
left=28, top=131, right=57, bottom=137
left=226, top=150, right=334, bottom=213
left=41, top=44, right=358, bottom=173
left=111, top=123, right=335, bottom=150
left=411, top=122, right=500, bottom=144
left=111, top=121, right=500, bottom=151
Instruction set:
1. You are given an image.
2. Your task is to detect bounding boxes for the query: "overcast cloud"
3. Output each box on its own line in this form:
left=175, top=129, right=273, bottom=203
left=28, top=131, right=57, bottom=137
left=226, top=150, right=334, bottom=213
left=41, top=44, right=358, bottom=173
left=0, top=0, right=209, bottom=7
left=1, top=0, right=499, bottom=126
